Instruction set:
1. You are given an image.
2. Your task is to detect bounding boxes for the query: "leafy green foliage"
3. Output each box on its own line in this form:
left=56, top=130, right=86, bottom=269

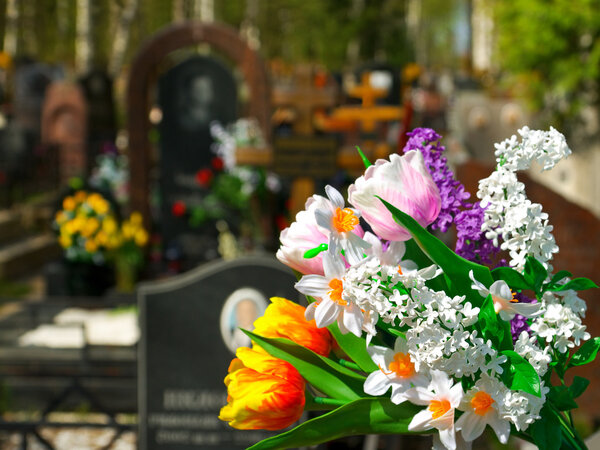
left=551, top=278, right=599, bottom=292
left=478, top=295, right=511, bottom=350
left=501, top=350, right=541, bottom=397
left=491, top=266, right=531, bottom=291
left=244, top=331, right=366, bottom=402
left=524, top=256, right=548, bottom=295
left=494, top=0, right=600, bottom=128
left=327, top=322, right=378, bottom=373
left=568, top=337, right=600, bottom=368
left=549, top=385, right=579, bottom=411
left=529, top=405, right=563, bottom=450
left=378, top=197, right=494, bottom=299
left=248, top=398, right=424, bottom=450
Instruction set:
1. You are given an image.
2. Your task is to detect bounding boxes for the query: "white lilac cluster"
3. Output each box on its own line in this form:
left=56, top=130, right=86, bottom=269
left=477, top=127, right=572, bottom=270
left=530, top=290, right=591, bottom=354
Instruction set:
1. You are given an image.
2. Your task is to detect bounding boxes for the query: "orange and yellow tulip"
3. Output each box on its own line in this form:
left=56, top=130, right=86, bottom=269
left=252, top=297, right=333, bottom=357
left=219, top=347, right=305, bottom=431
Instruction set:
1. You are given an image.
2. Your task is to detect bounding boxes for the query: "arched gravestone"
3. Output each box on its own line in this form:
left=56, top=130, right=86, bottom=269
left=157, top=55, right=237, bottom=259
left=138, top=255, right=300, bottom=450
left=41, top=82, right=88, bottom=183
left=127, top=21, right=271, bottom=232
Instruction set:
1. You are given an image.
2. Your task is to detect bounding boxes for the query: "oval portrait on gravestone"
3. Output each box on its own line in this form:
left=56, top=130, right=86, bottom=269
left=220, top=288, right=268, bottom=354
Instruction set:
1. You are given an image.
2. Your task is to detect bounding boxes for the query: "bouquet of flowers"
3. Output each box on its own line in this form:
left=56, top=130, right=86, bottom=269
left=54, top=190, right=120, bottom=264
left=219, top=127, right=599, bottom=449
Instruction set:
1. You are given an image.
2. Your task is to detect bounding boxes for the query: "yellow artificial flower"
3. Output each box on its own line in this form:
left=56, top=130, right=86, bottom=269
left=81, top=217, right=100, bottom=238
left=62, top=196, right=76, bottom=212
left=74, top=190, right=87, bottom=203
left=58, top=233, right=72, bottom=249
left=130, top=212, right=143, bottom=226
left=84, top=239, right=98, bottom=253
left=122, top=223, right=134, bottom=240
left=103, top=217, right=117, bottom=235
left=134, top=229, right=149, bottom=247
left=219, top=347, right=305, bottom=430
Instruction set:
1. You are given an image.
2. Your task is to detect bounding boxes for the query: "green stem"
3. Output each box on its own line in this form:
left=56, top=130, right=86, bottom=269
left=313, top=397, right=348, bottom=407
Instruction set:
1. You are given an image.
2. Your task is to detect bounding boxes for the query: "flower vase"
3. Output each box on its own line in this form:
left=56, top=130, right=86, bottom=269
left=65, top=260, right=112, bottom=296
left=114, top=254, right=138, bottom=293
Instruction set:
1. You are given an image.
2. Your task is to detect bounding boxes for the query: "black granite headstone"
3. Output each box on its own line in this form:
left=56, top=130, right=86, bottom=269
left=78, top=69, right=117, bottom=167
left=138, top=255, right=300, bottom=450
left=157, top=55, right=237, bottom=263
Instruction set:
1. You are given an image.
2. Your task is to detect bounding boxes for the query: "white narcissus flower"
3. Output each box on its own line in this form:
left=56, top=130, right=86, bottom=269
left=469, top=270, right=542, bottom=321
left=314, top=185, right=370, bottom=265
left=295, top=251, right=363, bottom=337
left=455, top=374, right=511, bottom=445
left=407, top=370, right=463, bottom=450
left=363, top=337, right=428, bottom=404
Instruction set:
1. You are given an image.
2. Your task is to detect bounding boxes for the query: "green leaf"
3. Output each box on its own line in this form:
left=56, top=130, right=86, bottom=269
left=549, top=385, right=578, bottom=411
left=568, top=337, right=600, bottom=368
left=244, top=331, right=366, bottom=402
left=491, top=266, right=531, bottom=291
left=552, top=277, right=599, bottom=292
left=355, top=146, right=372, bottom=168
left=378, top=197, right=493, bottom=299
left=248, top=397, right=424, bottom=450
left=478, top=294, right=503, bottom=348
left=569, top=376, right=589, bottom=399
left=328, top=322, right=378, bottom=373
left=550, top=270, right=573, bottom=286
left=529, top=405, right=562, bottom=450
left=524, top=256, right=548, bottom=294
left=502, top=350, right=541, bottom=397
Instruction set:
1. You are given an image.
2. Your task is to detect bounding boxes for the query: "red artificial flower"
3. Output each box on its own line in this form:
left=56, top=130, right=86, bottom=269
left=172, top=201, right=187, bottom=217
left=211, top=157, right=224, bottom=171
left=195, top=168, right=213, bottom=187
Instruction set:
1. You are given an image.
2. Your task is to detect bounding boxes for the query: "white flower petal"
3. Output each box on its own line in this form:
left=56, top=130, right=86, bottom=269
left=314, top=299, right=340, bottom=328
left=363, top=371, right=391, bottom=396
left=325, top=185, right=345, bottom=208
left=408, top=408, right=433, bottom=431
left=295, top=275, right=329, bottom=297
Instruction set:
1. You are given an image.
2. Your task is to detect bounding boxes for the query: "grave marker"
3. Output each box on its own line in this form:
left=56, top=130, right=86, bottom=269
left=41, top=82, right=88, bottom=183
left=138, top=255, right=300, bottom=449
left=157, top=55, right=237, bottom=261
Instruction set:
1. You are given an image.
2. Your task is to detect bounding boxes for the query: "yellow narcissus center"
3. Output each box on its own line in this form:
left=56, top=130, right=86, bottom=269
left=471, top=391, right=495, bottom=416
left=332, top=207, right=358, bottom=233
left=429, top=399, right=451, bottom=419
left=328, top=278, right=347, bottom=306
left=388, top=352, right=415, bottom=378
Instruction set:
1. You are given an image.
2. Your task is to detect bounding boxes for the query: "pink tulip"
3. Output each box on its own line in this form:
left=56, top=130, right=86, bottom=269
left=276, top=195, right=330, bottom=275
left=348, top=151, right=441, bottom=241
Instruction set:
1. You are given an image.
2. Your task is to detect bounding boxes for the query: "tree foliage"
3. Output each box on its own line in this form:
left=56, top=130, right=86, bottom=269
left=494, top=0, right=600, bottom=132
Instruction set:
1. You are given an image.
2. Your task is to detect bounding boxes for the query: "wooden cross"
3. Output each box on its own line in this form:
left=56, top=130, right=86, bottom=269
left=329, top=72, right=403, bottom=133
left=271, top=65, right=338, bottom=135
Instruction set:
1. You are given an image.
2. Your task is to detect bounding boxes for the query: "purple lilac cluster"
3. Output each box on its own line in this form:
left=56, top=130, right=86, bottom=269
left=404, top=128, right=471, bottom=233
left=510, top=292, right=536, bottom=342
left=403, top=128, right=498, bottom=263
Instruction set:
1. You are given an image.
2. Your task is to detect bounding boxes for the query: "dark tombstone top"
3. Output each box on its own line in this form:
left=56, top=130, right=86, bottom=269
left=156, top=55, right=237, bottom=260
left=13, top=61, right=63, bottom=135
left=78, top=69, right=117, bottom=141
left=138, top=255, right=300, bottom=449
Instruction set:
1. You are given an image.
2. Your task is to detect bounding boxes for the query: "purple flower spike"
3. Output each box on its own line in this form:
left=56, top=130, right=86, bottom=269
left=403, top=128, right=499, bottom=264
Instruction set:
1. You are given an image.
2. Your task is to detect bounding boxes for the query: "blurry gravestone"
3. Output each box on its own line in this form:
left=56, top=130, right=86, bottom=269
left=449, top=91, right=529, bottom=164
left=13, top=61, right=63, bottom=137
left=41, top=82, right=88, bottom=183
left=0, top=122, right=31, bottom=206
left=138, top=255, right=299, bottom=450
left=156, top=55, right=237, bottom=263
left=79, top=69, right=117, bottom=157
